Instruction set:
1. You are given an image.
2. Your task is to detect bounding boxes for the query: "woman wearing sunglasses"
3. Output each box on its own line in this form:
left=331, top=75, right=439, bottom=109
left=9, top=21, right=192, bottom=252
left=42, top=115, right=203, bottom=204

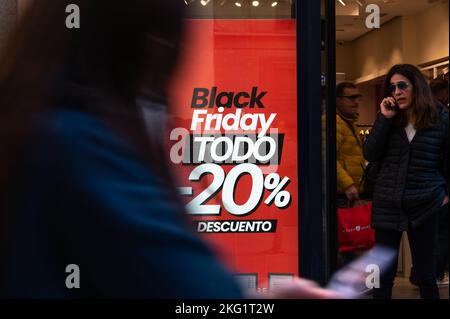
left=364, top=64, right=449, bottom=299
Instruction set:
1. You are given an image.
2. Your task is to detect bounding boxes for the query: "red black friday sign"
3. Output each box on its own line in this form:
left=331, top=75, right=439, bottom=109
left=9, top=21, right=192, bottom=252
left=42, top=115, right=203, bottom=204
left=168, top=19, right=298, bottom=292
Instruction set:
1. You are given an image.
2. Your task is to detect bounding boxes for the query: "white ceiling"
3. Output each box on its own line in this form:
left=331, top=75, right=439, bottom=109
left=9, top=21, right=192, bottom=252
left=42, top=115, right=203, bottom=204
left=184, top=0, right=293, bottom=19
left=183, top=0, right=447, bottom=42
left=336, top=0, right=448, bottom=41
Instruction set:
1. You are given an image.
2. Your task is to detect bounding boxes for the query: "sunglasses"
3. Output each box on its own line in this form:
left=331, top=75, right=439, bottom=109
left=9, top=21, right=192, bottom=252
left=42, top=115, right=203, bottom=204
left=338, top=94, right=363, bottom=102
left=388, top=81, right=410, bottom=94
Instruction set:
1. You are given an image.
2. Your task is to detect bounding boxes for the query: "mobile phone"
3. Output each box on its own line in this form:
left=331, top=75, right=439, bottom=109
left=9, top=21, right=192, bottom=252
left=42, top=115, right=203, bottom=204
left=385, top=100, right=399, bottom=111
left=326, top=246, right=396, bottom=299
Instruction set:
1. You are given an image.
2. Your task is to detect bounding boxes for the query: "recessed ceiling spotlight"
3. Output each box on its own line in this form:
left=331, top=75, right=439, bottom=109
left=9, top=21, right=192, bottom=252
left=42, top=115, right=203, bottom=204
left=184, top=0, right=195, bottom=5
left=235, top=1, right=242, bottom=7
left=200, top=0, right=211, bottom=6
left=252, top=1, right=260, bottom=6
left=338, top=0, right=346, bottom=6
left=271, top=1, right=278, bottom=7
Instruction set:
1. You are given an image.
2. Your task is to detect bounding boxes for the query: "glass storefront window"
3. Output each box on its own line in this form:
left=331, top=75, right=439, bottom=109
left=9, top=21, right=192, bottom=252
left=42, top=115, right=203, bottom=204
left=168, top=0, right=298, bottom=294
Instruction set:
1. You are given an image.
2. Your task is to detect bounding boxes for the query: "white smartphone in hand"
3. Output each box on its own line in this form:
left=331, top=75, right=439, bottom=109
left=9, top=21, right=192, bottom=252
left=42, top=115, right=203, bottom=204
left=326, top=246, right=397, bottom=299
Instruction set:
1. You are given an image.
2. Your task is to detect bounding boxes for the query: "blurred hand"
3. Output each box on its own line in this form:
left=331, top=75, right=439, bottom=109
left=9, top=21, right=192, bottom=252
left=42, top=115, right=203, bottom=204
left=380, top=97, right=397, bottom=119
left=266, top=278, right=344, bottom=299
left=345, top=185, right=359, bottom=203
left=442, top=195, right=449, bottom=207
left=246, top=278, right=345, bottom=299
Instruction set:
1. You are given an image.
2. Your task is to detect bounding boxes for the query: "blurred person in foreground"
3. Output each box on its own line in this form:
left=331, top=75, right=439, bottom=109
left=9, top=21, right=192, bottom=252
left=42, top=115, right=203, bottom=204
left=364, top=64, right=449, bottom=299
left=0, top=1, right=340, bottom=299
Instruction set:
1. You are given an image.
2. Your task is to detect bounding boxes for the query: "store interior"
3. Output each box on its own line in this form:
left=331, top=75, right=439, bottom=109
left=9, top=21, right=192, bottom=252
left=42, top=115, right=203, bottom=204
left=336, top=0, right=449, bottom=130
left=335, top=0, right=449, bottom=299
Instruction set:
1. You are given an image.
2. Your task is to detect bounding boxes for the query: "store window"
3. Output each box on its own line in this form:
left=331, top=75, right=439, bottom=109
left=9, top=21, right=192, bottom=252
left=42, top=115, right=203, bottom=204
left=168, top=0, right=298, bottom=294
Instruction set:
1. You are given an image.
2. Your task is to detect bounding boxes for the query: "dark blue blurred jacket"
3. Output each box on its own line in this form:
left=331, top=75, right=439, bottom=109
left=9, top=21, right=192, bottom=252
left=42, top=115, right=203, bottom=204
left=0, top=109, right=242, bottom=299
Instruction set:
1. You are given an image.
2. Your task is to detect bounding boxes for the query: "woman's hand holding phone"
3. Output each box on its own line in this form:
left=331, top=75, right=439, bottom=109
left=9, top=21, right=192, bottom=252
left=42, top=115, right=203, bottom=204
left=380, top=97, right=398, bottom=119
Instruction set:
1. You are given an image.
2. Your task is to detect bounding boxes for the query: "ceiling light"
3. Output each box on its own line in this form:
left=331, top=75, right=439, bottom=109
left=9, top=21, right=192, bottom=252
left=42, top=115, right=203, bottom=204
left=338, top=0, right=346, bottom=6
left=200, top=0, right=210, bottom=6
left=184, top=0, right=195, bottom=5
left=219, top=0, right=227, bottom=5
left=252, top=1, right=260, bottom=6
left=271, top=2, right=278, bottom=7
left=235, top=1, right=242, bottom=7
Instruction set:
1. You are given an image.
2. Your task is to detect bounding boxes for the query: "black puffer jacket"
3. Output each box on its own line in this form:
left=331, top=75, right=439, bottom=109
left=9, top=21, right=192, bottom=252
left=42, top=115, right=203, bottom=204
left=364, top=105, right=448, bottom=231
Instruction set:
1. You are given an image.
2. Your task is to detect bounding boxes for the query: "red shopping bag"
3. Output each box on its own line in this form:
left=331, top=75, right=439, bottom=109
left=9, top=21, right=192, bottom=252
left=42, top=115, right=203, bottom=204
left=338, top=201, right=375, bottom=253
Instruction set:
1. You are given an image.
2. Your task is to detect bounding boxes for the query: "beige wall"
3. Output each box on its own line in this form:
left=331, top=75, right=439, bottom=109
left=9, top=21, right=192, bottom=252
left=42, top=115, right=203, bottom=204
left=336, top=42, right=355, bottom=80
left=352, top=17, right=405, bottom=83
left=338, top=1, right=449, bottom=83
left=415, top=1, right=449, bottom=65
left=357, top=83, right=377, bottom=126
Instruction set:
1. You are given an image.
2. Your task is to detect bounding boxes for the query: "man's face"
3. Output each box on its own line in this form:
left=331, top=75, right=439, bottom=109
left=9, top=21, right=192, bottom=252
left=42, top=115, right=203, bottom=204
left=337, top=87, right=362, bottom=119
